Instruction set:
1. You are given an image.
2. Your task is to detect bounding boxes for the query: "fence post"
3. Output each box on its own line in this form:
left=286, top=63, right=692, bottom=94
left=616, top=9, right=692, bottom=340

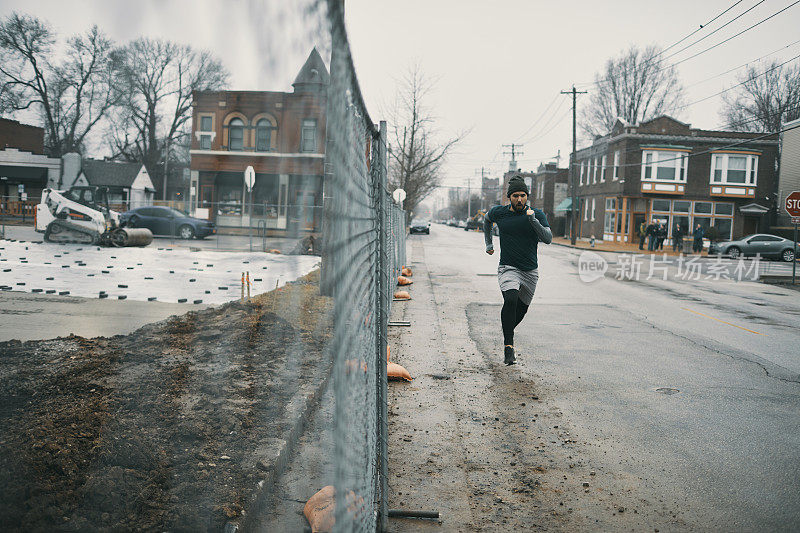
left=374, top=120, right=390, bottom=532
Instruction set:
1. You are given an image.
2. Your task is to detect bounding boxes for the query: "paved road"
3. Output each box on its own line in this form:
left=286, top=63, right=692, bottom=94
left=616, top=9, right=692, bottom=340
left=386, top=223, right=799, bottom=531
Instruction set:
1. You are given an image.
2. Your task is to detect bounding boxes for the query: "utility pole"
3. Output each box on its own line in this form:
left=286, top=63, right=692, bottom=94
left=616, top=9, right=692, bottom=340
left=561, top=86, right=587, bottom=245
left=466, top=173, right=472, bottom=220
left=475, top=166, right=489, bottom=212
left=502, top=143, right=524, bottom=172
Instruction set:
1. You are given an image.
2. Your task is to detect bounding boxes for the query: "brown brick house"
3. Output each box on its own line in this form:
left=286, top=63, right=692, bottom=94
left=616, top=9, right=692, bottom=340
left=189, top=48, right=328, bottom=233
left=571, top=116, right=779, bottom=246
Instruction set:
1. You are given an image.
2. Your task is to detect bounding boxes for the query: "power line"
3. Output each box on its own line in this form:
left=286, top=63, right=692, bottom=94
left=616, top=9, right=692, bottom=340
left=659, top=0, right=747, bottom=55
left=666, top=0, right=800, bottom=71
left=658, top=0, right=768, bottom=64
left=683, top=38, right=800, bottom=89
left=575, top=0, right=755, bottom=88
left=513, top=94, right=560, bottom=141
left=585, top=0, right=800, bottom=91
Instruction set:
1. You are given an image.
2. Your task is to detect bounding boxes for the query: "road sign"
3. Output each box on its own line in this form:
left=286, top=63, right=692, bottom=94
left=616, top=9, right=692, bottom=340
left=785, top=191, right=800, bottom=217
left=792, top=216, right=800, bottom=225
left=244, top=166, right=255, bottom=191
left=392, top=189, right=406, bottom=204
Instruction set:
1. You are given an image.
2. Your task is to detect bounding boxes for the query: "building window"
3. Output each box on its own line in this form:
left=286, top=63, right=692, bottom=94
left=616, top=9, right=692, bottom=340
left=591, top=197, right=596, bottom=221
left=714, top=202, right=733, bottom=216
left=710, top=153, right=758, bottom=186
left=255, top=119, right=275, bottom=152
left=593, top=158, right=598, bottom=183
left=694, top=201, right=712, bottom=215
left=229, top=118, right=245, bottom=151
left=579, top=161, right=585, bottom=186
left=612, top=150, right=620, bottom=180
left=198, top=115, right=214, bottom=150
left=652, top=199, right=671, bottom=212
left=300, top=119, right=317, bottom=152
left=584, top=198, right=588, bottom=221
left=641, top=150, right=688, bottom=182
left=604, top=198, right=616, bottom=233
left=600, top=155, right=607, bottom=182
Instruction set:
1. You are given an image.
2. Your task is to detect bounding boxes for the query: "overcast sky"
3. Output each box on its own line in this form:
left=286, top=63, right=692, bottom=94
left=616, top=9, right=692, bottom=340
left=3, top=0, right=799, bottom=208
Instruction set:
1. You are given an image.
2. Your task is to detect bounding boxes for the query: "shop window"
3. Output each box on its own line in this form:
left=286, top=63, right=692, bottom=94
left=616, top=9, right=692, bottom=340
left=713, top=218, right=732, bottom=240
left=672, top=200, right=691, bottom=213
left=694, top=201, right=712, bottom=214
left=714, top=202, right=733, bottom=216
left=652, top=199, right=671, bottom=212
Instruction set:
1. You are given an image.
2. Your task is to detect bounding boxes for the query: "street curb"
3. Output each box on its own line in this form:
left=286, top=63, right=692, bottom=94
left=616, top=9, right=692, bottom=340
left=232, top=362, right=333, bottom=532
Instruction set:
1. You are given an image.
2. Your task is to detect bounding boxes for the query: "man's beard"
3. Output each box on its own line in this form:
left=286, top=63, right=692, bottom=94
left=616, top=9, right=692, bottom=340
left=511, top=201, right=526, bottom=212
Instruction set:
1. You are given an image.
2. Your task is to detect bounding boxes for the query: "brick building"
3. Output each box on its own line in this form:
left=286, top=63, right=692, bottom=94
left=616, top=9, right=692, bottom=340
left=571, top=116, right=779, bottom=246
left=189, top=48, right=328, bottom=233
left=529, top=162, right=569, bottom=236
left=0, top=118, right=60, bottom=202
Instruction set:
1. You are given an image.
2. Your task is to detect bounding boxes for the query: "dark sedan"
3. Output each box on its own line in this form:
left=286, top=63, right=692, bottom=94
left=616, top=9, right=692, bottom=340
left=409, top=220, right=430, bottom=235
left=122, top=206, right=216, bottom=239
left=708, top=233, right=797, bottom=262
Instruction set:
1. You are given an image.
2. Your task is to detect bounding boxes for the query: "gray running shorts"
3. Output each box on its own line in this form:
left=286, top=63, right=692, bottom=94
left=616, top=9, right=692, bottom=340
left=498, top=264, right=539, bottom=305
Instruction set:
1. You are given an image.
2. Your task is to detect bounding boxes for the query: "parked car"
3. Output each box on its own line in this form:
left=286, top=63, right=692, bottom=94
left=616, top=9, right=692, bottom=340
left=410, top=219, right=430, bottom=235
left=457, top=219, right=467, bottom=228
left=122, top=206, right=216, bottom=239
left=708, top=233, right=797, bottom=262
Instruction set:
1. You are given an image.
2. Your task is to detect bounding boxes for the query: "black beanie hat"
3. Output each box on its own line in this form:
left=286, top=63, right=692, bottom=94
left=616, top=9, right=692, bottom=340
left=507, top=175, right=529, bottom=197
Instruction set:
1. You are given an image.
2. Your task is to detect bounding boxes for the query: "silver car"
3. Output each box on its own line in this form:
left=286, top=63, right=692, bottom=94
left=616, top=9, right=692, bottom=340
left=708, top=234, right=798, bottom=262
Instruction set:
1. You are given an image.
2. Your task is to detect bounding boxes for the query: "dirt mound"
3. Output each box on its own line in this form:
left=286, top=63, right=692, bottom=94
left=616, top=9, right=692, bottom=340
left=0, top=270, right=332, bottom=532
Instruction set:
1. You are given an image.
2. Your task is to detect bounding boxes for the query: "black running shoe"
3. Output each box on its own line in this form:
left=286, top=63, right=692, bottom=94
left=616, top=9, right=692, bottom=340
left=504, top=346, right=516, bottom=365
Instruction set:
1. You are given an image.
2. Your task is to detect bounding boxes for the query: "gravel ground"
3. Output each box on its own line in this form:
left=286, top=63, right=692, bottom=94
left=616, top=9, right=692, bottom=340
left=0, top=270, right=331, bottom=532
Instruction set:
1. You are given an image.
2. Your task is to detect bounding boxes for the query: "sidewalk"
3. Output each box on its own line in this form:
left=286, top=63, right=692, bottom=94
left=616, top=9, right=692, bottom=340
left=552, top=236, right=703, bottom=257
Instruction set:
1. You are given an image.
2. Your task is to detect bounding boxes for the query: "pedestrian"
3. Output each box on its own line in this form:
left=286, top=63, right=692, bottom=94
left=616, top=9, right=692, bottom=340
left=638, top=221, right=647, bottom=250
left=672, top=223, right=684, bottom=252
left=646, top=220, right=658, bottom=251
left=692, top=223, right=705, bottom=253
left=484, top=175, right=552, bottom=365
left=656, top=222, right=667, bottom=250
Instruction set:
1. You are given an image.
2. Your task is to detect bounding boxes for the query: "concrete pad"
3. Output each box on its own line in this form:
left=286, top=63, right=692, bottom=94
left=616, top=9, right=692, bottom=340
left=0, top=239, right=320, bottom=305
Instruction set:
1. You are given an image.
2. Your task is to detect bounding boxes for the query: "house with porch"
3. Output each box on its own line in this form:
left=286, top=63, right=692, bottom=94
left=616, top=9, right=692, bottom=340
left=571, top=116, right=779, bottom=247
left=65, top=156, right=155, bottom=210
left=188, top=48, right=328, bottom=235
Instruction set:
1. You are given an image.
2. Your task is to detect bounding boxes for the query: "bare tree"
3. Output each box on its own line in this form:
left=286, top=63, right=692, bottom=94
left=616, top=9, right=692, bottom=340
left=720, top=59, right=800, bottom=133
left=109, top=38, right=228, bottom=196
left=387, top=66, right=463, bottom=218
left=0, top=13, right=118, bottom=156
left=580, top=44, right=686, bottom=137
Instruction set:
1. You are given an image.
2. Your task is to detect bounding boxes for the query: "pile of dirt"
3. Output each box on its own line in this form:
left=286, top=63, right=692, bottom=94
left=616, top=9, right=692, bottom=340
left=0, top=270, right=332, bottom=532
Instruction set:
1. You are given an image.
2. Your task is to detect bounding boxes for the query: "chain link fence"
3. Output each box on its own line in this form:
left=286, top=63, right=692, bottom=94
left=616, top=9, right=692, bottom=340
left=322, top=1, right=405, bottom=529
left=0, top=1, right=406, bottom=531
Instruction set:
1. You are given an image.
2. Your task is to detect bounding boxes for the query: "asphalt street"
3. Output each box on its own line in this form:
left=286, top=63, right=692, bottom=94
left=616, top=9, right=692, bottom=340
left=387, top=223, right=799, bottom=531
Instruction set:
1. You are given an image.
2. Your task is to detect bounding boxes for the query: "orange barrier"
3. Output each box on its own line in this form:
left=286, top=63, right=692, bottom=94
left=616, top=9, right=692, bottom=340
left=401, top=266, right=413, bottom=277
left=388, top=362, right=412, bottom=381
left=267, top=249, right=282, bottom=254
left=397, top=275, right=412, bottom=286
left=393, top=290, right=411, bottom=300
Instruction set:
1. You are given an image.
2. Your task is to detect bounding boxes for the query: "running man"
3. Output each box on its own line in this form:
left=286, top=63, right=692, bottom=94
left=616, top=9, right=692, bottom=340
left=484, top=175, right=552, bottom=365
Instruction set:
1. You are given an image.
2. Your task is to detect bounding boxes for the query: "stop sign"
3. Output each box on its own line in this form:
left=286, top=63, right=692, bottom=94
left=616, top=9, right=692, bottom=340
left=786, top=191, right=800, bottom=217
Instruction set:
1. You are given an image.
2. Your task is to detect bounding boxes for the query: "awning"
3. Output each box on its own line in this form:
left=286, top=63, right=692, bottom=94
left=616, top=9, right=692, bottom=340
left=739, top=203, right=769, bottom=215
left=555, top=198, right=573, bottom=212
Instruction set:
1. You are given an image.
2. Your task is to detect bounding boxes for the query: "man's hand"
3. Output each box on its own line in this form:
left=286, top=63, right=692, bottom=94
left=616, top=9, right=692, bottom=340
left=526, top=208, right=534, bottom=216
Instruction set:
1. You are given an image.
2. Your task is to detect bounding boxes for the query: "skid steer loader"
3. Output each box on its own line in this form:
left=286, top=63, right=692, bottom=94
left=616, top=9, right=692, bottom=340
left=35, top=186, right=153, bottom=247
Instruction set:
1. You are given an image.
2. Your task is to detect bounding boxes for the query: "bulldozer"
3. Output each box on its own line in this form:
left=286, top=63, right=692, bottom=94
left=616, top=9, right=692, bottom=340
left=35, top=186, right=153, bottom=247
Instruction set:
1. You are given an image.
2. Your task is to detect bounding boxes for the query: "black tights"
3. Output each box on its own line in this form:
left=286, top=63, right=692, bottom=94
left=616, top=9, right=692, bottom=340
left=501, top=289, right=529, bottom=346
